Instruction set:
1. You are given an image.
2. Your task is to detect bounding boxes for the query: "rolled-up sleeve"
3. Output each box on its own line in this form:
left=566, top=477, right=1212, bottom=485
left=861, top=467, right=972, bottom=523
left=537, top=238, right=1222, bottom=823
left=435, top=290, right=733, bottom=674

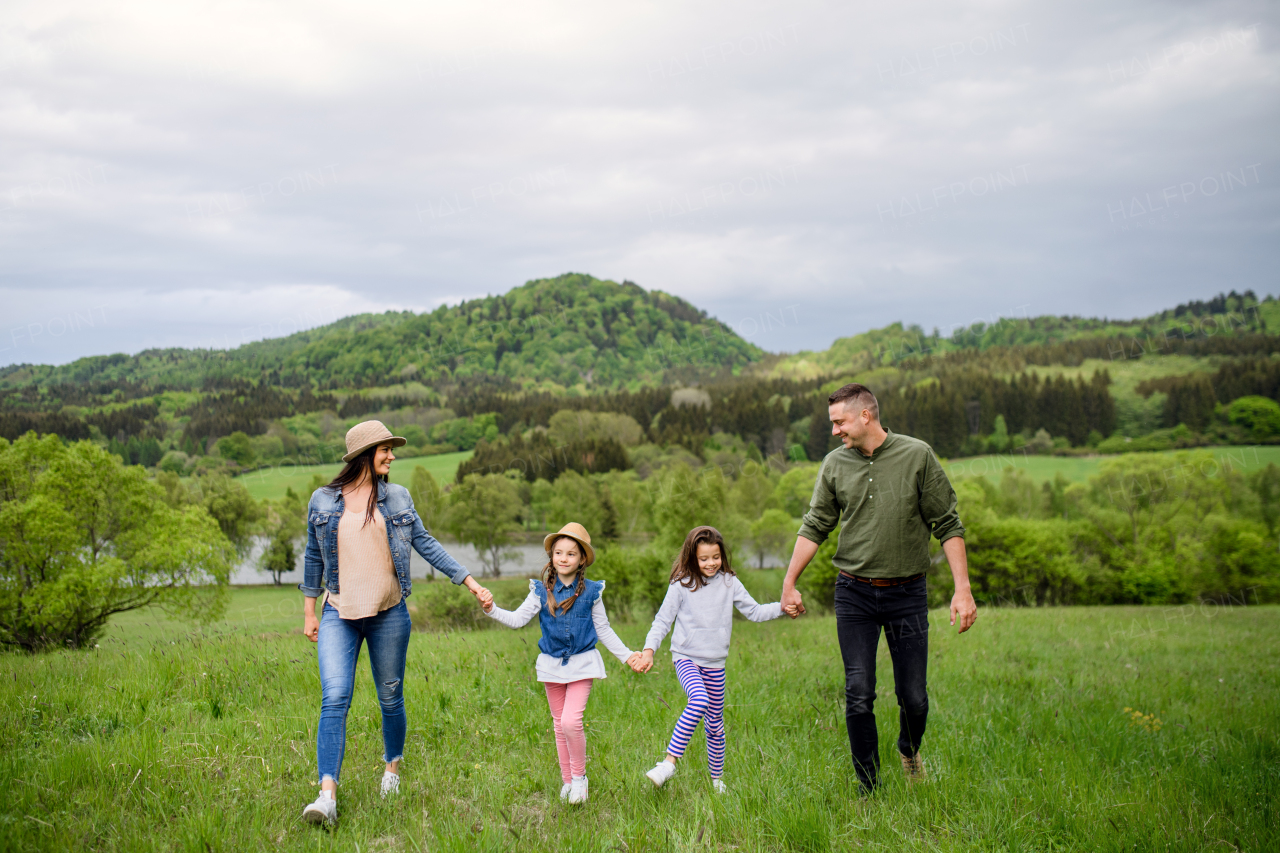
left=299, top=511, right=324, bottom=597
left=797, top=460, right=840, bottom=545
left=919, top=450, right=965, bottom=543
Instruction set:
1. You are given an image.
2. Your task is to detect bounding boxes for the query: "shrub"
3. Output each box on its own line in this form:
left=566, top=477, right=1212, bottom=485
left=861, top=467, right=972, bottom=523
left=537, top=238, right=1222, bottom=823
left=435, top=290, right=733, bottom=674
left=0, top=433, right=232, bottom=652
left=962, top=516, right=1086, bottom=605
left=158, top=450, right=191, bottom=474
left=591, top=544, right=670, bottom=620
left=795, top=535, right=839, bottom=610
left=408, top=582, right=493, bottom=632
left=215, top=431, right=256, bottom=466
left=1228, top=395, right=1280, bottom=439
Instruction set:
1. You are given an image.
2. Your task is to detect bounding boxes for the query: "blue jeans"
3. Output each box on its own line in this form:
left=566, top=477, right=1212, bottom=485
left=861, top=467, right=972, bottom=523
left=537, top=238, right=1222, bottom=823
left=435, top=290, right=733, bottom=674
left=316, top=600, right=410, bottom=784
left=834, top=573, right=930, bottom=791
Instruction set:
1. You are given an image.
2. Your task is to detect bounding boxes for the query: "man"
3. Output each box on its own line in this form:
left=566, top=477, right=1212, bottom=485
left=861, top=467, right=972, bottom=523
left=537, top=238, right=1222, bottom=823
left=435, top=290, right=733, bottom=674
left=780, top=383, right=977, bottom=793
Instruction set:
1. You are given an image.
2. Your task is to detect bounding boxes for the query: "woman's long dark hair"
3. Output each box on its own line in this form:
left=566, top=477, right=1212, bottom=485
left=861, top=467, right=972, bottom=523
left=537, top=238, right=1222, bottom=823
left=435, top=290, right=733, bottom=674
left=542, top=535, right=587, bottom=616
left=325, top=445, right=388, bottom=527
left=670, top=526, right=734, bottom=591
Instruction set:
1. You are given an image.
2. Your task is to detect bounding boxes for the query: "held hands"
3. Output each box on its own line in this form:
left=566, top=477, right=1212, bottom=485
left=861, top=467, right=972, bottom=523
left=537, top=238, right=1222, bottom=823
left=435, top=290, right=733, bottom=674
left=464, top=576, right=494, bottom=612
left=628, top=649, right=654, bottom=673
left=781, top=586, right=805, bottom=619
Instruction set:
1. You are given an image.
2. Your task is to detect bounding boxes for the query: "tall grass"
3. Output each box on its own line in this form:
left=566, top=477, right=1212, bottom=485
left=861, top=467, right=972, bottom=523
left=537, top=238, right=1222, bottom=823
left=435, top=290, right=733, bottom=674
left=1, top=581, right=1276, bottom=851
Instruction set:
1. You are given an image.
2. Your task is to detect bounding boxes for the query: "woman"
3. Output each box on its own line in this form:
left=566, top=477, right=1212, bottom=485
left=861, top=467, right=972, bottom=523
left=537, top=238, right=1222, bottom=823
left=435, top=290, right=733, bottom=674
left=298, top=420, right=491, bottom=826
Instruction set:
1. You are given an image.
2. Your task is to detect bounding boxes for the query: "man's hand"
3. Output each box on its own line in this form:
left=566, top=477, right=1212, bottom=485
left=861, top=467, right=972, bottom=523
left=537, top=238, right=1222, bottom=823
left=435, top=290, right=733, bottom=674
left=781, top=537, right=819, bottom=618
left=943, top=537, right=976, bottom=633
left=781, top=586, right=805, bottom=618
left=950, top=588, right=977, bottom=633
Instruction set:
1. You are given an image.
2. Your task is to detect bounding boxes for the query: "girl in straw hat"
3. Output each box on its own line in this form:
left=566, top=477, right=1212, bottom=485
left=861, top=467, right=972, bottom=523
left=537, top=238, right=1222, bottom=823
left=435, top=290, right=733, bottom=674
left=299, top=420, right=492, bottom=826
left=481, top=522, right=641, bottom=805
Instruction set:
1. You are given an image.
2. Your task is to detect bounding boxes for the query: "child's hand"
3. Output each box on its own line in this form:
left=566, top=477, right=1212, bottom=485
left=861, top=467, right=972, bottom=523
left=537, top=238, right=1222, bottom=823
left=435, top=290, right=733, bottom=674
left=630, top=649, right=655, bottom=673
left=473, top=586, right=494, bottom=612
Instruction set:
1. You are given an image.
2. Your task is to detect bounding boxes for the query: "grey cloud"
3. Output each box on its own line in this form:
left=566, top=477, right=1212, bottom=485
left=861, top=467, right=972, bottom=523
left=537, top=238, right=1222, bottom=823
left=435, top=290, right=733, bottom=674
left=1, top=0, right=1277, bottom=366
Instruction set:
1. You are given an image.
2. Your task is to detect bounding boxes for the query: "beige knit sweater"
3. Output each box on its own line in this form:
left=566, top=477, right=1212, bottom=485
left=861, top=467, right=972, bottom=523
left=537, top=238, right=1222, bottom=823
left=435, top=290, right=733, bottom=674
left=326, top=498, right=401, bottom=620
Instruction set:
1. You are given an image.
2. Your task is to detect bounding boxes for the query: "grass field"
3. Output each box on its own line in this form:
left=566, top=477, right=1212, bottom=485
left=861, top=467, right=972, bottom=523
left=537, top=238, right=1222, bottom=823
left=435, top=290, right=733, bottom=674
left=1, top=579, right=1276, bottom=852
left=236, top=451, right=473, bottom=502
left=232, top=446, right=1280, bottom=504
left=943, top=444, right=1280, bottom=484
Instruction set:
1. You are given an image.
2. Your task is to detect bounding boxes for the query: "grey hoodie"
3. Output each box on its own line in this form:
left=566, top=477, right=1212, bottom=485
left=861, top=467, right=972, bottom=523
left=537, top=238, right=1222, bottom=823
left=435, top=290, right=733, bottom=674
left=643, top=571, right=783, bottom=669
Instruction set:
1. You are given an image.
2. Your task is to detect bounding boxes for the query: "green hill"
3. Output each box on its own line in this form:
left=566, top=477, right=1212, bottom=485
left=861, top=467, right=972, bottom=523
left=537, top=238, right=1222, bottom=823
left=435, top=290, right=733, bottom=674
left=772, top=290, right=1271, bottom=378
left=1, top=279, right=1277, bottom=467
left=0, top=273, right=763, bottom=394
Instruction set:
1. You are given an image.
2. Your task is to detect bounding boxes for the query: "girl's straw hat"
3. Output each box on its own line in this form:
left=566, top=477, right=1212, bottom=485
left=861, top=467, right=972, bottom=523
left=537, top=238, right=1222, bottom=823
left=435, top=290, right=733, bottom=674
left=342, top=420, right=407, bottom=463
left=544, top=522, right=595, bottom=567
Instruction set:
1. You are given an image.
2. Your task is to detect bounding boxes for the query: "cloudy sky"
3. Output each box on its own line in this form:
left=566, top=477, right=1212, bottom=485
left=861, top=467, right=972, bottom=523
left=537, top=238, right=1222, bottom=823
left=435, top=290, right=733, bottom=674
left=2, top=0, right=1277, bottom=366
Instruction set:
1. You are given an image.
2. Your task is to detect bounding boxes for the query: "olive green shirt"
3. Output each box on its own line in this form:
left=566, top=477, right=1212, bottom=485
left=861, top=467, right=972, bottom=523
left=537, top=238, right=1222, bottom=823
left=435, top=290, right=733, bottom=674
left=797, top=430, right=965, bottom=579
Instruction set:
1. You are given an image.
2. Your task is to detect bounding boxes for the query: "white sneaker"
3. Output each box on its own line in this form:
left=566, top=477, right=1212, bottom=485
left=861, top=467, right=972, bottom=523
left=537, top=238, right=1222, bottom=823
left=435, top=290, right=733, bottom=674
left=302, top=790, right=337, bottom=825
left=712, top=778, right=727, bottom=794
left=645, top=760, right=676, bottom=788
left=559, top=782, right=572, bottom=801
left=380, top=771, right=400, bottom=799
left=567, top=775, right=589, bottom=804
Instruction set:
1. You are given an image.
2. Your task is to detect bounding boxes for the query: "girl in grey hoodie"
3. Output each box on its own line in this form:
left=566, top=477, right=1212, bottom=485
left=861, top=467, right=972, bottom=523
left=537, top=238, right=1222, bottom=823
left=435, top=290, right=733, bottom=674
left=632, top=525, right=784, bottom=793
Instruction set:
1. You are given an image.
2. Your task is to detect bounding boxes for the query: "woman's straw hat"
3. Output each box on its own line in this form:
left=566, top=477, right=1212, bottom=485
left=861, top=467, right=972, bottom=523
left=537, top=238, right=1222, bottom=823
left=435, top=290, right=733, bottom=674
left=342, top=420, right=407, bottom=463
left=544, top=522, right=595, bottom=567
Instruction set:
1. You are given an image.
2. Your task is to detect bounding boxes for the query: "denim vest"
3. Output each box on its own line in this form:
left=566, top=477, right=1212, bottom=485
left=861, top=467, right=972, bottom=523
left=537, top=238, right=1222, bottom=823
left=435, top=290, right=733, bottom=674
left=535, top=577, right=604, bottom=665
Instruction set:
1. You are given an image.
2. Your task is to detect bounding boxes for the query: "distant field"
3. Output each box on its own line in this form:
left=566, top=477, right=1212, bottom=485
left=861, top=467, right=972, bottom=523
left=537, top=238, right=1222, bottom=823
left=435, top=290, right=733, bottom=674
left=235, top=447, right=1280, bottom=501
left=237, top=450, right=472, bottom=502
left=944, top=444, right=1280, bottom=483
left=2, top=584, right=1275, bottom=851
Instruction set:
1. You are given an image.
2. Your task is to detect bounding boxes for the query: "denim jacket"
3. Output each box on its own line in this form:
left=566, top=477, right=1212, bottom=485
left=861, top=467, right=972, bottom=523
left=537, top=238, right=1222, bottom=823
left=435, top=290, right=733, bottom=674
left=535, top=578, right=604, bottom=665
left=299, top=480, right=469, bottom=599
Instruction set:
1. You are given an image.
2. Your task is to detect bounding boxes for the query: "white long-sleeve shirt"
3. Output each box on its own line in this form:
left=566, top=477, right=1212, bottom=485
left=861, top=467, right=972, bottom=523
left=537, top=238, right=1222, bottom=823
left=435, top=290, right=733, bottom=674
left=486, top=579, right=634, bottom=683
left=643, top=571, right=783, bottom=669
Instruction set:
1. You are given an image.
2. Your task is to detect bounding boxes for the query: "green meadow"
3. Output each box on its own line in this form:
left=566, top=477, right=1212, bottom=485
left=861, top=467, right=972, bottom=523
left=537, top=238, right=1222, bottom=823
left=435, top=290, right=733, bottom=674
left=235, top=451, right=473, bottom=502
left=942, top=444, right=1280, bottom=484
left=1, top=578, right=1276, bottom=852
left=230, top=446, right=1280, bottom=505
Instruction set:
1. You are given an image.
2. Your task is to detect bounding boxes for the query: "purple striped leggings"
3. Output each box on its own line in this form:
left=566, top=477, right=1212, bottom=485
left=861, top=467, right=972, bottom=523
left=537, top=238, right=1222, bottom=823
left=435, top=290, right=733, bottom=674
left=666, top=659, right=726, bottom=778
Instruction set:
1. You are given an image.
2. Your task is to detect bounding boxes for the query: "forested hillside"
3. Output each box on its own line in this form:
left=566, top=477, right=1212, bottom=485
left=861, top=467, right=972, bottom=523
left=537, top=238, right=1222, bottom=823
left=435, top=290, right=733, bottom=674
left=0, top=278, right=1277, bottom=470
left=2, top=277, right=1278, bottom=605
left=0, top=273, right=761, bottom=393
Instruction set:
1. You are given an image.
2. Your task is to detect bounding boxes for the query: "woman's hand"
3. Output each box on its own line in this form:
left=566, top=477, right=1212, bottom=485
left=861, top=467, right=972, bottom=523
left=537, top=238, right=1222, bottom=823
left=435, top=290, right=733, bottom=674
left=464, top=577, right=494, bottom=612
left=303, top=596, right=320, bottom=642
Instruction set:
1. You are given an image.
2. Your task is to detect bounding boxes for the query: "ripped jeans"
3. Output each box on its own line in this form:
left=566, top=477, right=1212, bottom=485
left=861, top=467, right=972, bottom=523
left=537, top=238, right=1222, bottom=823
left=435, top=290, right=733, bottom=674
left=316, top=600, right=410, bottom=784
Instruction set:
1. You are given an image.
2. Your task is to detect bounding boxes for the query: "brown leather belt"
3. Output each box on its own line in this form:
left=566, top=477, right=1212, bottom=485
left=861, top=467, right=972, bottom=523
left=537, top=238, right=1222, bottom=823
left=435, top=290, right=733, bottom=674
left=839, top=571, right=925, bottom=587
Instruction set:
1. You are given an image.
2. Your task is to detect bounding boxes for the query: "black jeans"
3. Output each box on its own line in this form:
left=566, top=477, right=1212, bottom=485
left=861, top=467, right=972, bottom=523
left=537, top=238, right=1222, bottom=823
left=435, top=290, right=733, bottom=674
left=834, top=573, right=930, bottom=791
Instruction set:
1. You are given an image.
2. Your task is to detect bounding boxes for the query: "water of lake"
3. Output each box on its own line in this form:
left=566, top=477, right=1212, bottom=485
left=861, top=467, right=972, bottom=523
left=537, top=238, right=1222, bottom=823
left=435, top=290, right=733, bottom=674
left=228, top=538, right=786, bottom=585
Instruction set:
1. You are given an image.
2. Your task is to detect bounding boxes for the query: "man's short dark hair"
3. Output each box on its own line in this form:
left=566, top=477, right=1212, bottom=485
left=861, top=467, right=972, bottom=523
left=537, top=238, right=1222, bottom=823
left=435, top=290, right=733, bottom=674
left=829, top=383, right=879, bottom=421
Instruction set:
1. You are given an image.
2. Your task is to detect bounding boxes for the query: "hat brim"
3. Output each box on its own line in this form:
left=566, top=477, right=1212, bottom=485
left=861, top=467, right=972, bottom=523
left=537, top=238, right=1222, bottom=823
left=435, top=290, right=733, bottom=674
left=543, top=532, right=595, bottom=568
left=342, top=436, right=407, bottom=463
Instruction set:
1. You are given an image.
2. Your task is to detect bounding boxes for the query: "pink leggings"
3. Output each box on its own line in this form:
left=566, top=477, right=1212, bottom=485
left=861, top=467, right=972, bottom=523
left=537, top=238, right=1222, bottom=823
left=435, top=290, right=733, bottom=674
left=544, top=679, right=593, bottom=781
